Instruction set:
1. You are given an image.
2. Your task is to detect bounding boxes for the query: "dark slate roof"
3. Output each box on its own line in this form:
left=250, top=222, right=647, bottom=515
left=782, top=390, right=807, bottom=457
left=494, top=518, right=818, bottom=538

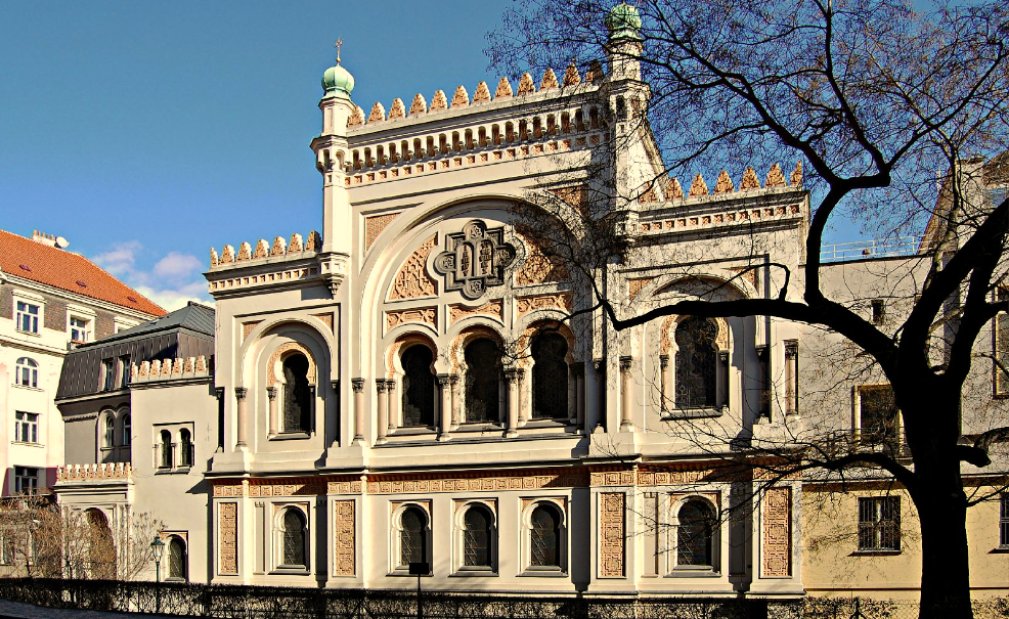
left=89, top=301, right=215, bottom=345
left=56, top=302, right=215, bottom=401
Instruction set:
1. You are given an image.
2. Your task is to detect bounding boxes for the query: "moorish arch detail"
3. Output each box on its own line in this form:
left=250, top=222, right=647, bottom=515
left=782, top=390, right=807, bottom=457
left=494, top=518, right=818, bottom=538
left=390, top=235, right=438, bottom=300
left=659, top=315, right=730, bottom=355
left=433, top=220, right=517, bottom=300
left=267, top=342, right=318, bottom=387
left=515, top=236, right=568, bottom=287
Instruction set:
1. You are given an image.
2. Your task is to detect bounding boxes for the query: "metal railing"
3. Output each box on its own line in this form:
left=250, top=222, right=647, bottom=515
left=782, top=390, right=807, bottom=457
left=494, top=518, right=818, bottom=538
left=820, top=237, right=921, bottom=262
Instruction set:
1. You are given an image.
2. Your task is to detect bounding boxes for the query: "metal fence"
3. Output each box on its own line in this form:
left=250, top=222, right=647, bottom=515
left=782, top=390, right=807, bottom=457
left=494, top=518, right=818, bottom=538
left=0, top=578, right=1007, bottom=619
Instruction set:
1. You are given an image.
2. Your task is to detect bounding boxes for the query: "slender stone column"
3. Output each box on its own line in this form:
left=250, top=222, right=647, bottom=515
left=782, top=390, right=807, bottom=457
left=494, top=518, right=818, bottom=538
left=376, top=380, right=389, bottom=444
left=437, top=374, right=452, bottom=440
left=385, top=379, right=397, bottom=433
left=266, top=387, right=278, bottom=436
left=619, top=356, right=634, bottom=430
left=351, top=378, right=365, bottom=443
left=784, top=340, right=798, bottom=416
left=504, top=368, right=520, bottom=437
left=449, top=374, right=460, bottom=428
left=592, top=358, right=606, bottom=431
left=718, top=350, right=730, bottom=410
left=658, top=355, right=669, bottom=414
left=573, top=362, right=585, bottom=432
left=235, top=387, right=249, bottom=447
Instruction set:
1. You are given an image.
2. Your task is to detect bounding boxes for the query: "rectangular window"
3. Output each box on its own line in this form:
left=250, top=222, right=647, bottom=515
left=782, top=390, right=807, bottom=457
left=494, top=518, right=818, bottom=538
left=871, top=299, right=886, bottom=325
left=994, top=289, right=1009, bottom=396
left=69, top=316, right=91, bottom=343
left=1000, top=494, right=1009, bottom=549
left=858, top=496, right=901, bottom=552
left=858, top=385, right=900, bottom=454
left=13, top=467, right=39, bottom=495
left=101, top=359, right=115, bottom=391
left=119, top=355, right=131, bottom=388
left=15, top=301, right=39, bottom=334
left=14, top=412, right=39, bottom=444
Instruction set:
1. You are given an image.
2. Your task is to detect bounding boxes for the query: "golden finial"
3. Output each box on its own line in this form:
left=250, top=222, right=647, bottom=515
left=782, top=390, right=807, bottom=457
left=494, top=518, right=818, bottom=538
left=334, top=38, right=344, bottom=64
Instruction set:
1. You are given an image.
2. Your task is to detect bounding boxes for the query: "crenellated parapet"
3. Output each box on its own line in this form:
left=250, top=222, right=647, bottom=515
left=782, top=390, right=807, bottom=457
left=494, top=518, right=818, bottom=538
left=209, top=231, right=321, bottom=269
left=57, top=462, right=132, bottom=483
left=132, top=355, right=211, bottom=384
left=634, top=163, right=807, bottom=237
left=639, top=162, right=804, bottom=206
left=349, top=64, right=596, bottom=129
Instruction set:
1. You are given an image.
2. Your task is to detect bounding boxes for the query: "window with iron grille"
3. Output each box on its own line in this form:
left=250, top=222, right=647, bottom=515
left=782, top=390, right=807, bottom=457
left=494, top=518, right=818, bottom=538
left=14, top=412, right=38, bottom=444
left=399, top=507, right=429, bottom=570
left=281, top=509, right=307, bottom=568
left=1000, top=494, right=1008, bottom=549
left=529, top=504, right=562, bottom=569
left=462, top=504, right=494, bottom=570
left=464, top=338, right=502, bottom=424
left=675, top=317, right=718, bottom=408
left=858, top=496, right=901, bottom=552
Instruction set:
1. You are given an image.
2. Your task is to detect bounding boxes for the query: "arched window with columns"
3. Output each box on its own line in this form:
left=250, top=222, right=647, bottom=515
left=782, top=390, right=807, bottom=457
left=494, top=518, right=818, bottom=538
left=398, top=506, right=430, bottom=571
left=464, top=338, right=502, bottom=424
left=401, top=345, right=436, bottom=427
left=280, top=508, right=307, bottom=568
left=531, top=331, right=568, bottom=419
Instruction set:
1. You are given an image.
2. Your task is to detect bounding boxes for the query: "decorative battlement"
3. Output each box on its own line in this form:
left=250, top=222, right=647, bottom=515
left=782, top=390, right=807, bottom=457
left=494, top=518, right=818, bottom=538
left=57, top=462, right=132, bottom=483
left=132, top=356, right=211, bottom=384
left=209, top=231, right=321, bottom=270
left=641, top=162, right=804, bottom=206
left=349, top=64, right=598, bottom=130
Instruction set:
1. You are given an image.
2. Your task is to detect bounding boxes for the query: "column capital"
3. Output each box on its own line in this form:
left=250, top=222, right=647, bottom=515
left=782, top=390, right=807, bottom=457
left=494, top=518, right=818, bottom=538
left=784, top=339, right=798, bottom=359
left=384, top=378, right=396, bottom=390
left=376, top=380, right=388, bottom=394
left=658, top=354, right=669, bottom=369
left=330, top=379, right=340, bottom=392
left=266, top=386, right=277, bottom=400
left=593, top=358, right=606, bottom=372
left=619, top=355, right=633, bottom=371
left=449, top=374, right=459, bottom=386
left=351, top=377, right=365, bottom=393
left=234, top=387, right=248, bottom=400
left=436, top=373, right=451, bottom=386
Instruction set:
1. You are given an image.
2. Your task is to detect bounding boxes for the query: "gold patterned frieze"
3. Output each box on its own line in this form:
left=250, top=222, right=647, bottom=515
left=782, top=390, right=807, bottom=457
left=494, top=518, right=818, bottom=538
left=515, top=293, right=572, bottom=319
left=449, top=299, right=503, bottom=324
left=367, top=468, right=587, bottom=494
left=386, top=307, right=437, bottom=331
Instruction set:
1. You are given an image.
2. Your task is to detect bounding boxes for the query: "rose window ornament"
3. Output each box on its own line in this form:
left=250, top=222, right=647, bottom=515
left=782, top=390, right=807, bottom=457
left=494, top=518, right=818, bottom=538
left=433, top=220, right=518, bottom=300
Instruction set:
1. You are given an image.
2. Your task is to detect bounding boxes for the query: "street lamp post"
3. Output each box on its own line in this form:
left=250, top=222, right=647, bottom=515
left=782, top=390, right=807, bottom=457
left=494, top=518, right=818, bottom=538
left=150, top=536, right=165, bottom=613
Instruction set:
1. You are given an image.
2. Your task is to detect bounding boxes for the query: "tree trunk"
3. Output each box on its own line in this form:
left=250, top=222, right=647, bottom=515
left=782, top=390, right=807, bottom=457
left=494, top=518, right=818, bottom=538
left=913, top=462, right=973, bottom=619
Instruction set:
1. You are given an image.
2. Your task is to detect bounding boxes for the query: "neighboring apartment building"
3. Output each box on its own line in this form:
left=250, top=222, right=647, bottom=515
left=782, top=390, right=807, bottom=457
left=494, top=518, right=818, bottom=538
left=54, top=302, right=217, bottom=581
left=0, top=229, right=163, bottom=498
left=43, top=1, right=1008, bottom=609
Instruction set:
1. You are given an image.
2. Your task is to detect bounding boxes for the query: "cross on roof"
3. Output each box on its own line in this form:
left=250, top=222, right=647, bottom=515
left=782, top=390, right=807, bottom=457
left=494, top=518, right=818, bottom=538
left=334, top=38, right=343, bottom=64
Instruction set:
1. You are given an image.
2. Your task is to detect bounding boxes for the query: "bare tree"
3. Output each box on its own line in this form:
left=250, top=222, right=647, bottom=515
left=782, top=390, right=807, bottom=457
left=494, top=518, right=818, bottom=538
left=0, top=496, right=162, bottom=581
left=491, top=1, right=1009, bottom=617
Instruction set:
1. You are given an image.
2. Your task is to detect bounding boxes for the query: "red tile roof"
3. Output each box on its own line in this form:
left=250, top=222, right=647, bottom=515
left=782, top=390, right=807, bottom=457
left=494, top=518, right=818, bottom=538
left=0, top=230, right=166, bottom=317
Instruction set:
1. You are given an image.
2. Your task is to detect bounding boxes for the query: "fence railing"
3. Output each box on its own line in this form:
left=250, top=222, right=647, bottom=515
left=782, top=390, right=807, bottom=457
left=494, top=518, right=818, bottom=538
left=1, top=578, right=1007, bottom=619
left=820, top=237, right=921, bottom=262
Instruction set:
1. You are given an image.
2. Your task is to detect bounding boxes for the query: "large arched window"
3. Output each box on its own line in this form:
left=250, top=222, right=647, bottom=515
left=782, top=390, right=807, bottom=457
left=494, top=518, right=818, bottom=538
left=674, top=317, right=718, bottom=408
left=159, top=430, right=173, bottom=469
left=179, top=429, right=193, bottom=467
left=529, top=504, right=562, bottom=569
left=676, top=499, right=716, bottom=568
left=531, top=332, right=568, bottom=419
left=168, top=536, right=187, bottom=580
left=282, top=354, right=312, bottom=434
left=104, top=415, right=116, bottom=449
left=15, top=357, right=38, bottom=388
left=281, top=508, right=307, bottom=568
left=401, top=345, right=436, bottom=427
left=400, top=506, right=429, bottom=570
left=462, top=504, right=494, bottom=570
left=464, top=338, right=502, bottom=424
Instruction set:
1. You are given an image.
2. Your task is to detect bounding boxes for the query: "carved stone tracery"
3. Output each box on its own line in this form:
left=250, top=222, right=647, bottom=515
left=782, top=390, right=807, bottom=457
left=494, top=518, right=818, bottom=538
left=433, top=221, right=517, bottom=300
left=391, top=235, right=438, bottom=300
left=600, top=492, right=625, bottom=577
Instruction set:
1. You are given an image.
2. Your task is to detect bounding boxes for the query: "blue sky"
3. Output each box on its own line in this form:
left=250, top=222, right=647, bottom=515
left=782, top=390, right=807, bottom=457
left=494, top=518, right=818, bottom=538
left=2, top=1, right=872, bottom=311
left=1, top=1, right=512, bottom=310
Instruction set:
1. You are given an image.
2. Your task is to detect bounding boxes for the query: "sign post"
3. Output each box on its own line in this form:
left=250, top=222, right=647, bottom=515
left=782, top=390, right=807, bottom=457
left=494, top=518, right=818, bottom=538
left=408, top=562, right=429, bottom=619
